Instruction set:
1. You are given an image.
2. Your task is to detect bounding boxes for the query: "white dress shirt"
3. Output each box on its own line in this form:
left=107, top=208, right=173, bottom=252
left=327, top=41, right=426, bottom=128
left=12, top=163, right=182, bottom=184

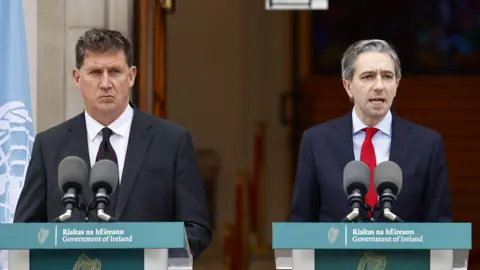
left=352, top=108, right=392, bottom=164
left=84, top=105, right=134, bottom=183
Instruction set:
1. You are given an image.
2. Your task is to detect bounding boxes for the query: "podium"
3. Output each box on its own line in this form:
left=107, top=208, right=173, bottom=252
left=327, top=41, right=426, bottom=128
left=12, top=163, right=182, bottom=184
left=272, top=222, right=471, bottom=270
left=0, top=222, right=192, bottom=270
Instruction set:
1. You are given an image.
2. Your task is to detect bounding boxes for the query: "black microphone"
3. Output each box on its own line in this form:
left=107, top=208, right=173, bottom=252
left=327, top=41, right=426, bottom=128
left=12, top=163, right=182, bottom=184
left=89, top=159, right=119, bottom=222
left=374, top=161, right=404, bottom=222
left=341, top=160, right=371, bottom=222
left=53, top=156, right=89, bottom=222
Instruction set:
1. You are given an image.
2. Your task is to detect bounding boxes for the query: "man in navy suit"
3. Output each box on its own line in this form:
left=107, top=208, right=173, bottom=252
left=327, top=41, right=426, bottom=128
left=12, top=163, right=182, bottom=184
left=288, top=39, right=452, bottom=223
left=14, top=28, right=211, bottom=257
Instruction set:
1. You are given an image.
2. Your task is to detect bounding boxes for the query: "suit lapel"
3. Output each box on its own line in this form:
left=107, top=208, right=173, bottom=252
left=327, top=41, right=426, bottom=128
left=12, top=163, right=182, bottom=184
left=328, top=112, right=355, bottom=171
left=388, top=113, right=413, bottom=169
left=327, top=111, right=413, bottom=169
left=115, top=110, right=153, bottom=218
left=369, top=113, right=412, bottom=222
left=64, top=113, right=93, bottom=211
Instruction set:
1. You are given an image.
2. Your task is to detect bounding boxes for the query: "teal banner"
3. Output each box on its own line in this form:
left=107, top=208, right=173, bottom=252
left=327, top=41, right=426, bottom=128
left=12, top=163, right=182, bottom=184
left=30, top=249, right=144, bottom=270
left=272, top=222, right=472, bottom=250
left=315, top=250, right=430, bottom=270
left=0, top=222, right=185, bottom=250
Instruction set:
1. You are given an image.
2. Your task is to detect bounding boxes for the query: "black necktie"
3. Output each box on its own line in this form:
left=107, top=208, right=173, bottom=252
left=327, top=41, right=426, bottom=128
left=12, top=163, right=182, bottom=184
left=96, top=127, right=117, bottom=164
left=95, top=127, right=119, bottom=213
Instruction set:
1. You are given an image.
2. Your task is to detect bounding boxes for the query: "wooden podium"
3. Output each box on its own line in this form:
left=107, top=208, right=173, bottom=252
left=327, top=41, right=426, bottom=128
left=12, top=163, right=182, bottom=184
left=0, top=222, right=192, bottom=270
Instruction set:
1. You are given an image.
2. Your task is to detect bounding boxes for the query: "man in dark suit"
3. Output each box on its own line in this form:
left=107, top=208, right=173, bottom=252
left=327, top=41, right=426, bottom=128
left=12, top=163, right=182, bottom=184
left=13, top=28, right=211, bottom=257
left=288, top=39, right=452, bottom=223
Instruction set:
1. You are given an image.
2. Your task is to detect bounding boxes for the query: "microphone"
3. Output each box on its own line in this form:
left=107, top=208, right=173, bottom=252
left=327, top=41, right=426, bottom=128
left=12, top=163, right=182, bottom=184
left=341, top=160, right=371, bottom=222
left=89, top=159, right=119, bottom=222
left=374, top=161, right=404, bottom=222
left=53, top=156, right=89, bottom=222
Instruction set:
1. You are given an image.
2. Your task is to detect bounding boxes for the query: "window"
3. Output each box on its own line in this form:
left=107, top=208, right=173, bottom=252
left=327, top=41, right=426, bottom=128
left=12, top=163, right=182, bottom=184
left=310, top=0, right=480, bottom=75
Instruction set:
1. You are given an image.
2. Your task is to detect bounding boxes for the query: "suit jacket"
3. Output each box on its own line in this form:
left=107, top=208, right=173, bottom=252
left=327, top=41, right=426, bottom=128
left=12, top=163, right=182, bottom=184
left=288, top=111, right=453, bottom=223
left=13, top=106, right=212, bottom=258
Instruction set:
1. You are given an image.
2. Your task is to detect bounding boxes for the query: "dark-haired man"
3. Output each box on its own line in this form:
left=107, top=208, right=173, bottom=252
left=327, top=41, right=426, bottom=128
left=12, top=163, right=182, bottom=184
left=288, top=39, right=452, bottom=223
left=13, top=28, right=212, bottom=257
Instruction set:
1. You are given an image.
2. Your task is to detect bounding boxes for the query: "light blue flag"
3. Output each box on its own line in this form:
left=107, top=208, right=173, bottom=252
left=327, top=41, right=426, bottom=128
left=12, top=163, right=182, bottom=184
left=0, top=0, right=36, bottom=269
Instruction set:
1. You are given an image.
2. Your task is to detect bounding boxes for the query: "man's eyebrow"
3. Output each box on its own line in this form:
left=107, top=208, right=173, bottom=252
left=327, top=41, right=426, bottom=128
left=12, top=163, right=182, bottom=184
left=359, top=70, right=394, bottom=76
left=86, top=66, right=124, bottom=71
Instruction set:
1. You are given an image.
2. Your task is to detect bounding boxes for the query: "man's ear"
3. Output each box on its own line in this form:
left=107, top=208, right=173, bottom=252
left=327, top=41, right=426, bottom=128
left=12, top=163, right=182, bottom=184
left=72, top=69, right=81, bottom=88
left=128, top=66, right=137, bottom=88
left=343, top=79, right=353, bottom=99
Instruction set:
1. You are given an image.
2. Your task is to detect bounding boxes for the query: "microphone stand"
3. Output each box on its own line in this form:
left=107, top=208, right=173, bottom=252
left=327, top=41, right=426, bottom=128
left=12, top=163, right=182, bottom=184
left=78, top=200, right=118, bottom=222
left=342, top=189, right=375, bottom=223
left=97, top=209, right=117, bottom=222
left=383, top=208, right=404, bottom=222
left=53, top=194, right=118, bottom=223
left=92, top=189, right=117, bottom=222
left=78, top=201, right=93, bottom=223
left=52, top=192, right=77, bottom=223
left=52, top=210, right=72, bottom=223
left=52, top=200, right=93, bottom=223
left=341, top=208, right=360, bottom=222
left=372, top=193, right=404, bottom=223
left=380, top=190, right=404, bottom=222
left=372, top=207, right=404, bottom=222
left=342, top=203, right=372, bottom=223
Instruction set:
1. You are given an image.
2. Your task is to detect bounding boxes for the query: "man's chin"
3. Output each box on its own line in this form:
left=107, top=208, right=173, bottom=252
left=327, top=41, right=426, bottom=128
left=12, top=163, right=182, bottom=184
left=368, top=109, right=388, bottom=119
left=369, top=102, right=390, bottom=113
left=98, top=104, right=114, bottom=109
left=94, top=103, right=119, bottom=113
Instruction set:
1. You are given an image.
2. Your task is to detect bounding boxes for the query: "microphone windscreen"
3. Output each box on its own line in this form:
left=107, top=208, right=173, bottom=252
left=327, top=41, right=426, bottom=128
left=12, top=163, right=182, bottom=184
left=58, top=156, right=89, bottom=193
left=89, top=159, right=119, bottom=195
left=343, top=160, right=370, bottom=195
left=374, top=161, right=403, bottom=194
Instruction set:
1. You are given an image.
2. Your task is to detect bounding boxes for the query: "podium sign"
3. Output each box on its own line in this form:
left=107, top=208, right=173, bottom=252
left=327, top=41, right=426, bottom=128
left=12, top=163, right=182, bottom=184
left=272, top=222, right=471, bottom=270
left=0, top=222, right=190, bottom=270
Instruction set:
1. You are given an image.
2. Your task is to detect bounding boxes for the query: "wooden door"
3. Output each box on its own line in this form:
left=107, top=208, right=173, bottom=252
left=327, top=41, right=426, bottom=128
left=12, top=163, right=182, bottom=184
left=133, top=0, right=174, bottom=117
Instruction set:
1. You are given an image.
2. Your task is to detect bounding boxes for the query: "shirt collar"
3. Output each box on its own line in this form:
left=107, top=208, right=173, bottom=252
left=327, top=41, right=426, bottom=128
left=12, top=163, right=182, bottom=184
left=352, top=107, right=392, bottom=136
left=85, top=104, right=134, bottom=141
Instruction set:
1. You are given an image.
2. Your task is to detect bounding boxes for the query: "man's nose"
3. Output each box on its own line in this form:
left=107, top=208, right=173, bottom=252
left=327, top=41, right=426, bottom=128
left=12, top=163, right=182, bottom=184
left=373, top=75, right=386, bottom=91
left=99, top=72, right=111, bottom=89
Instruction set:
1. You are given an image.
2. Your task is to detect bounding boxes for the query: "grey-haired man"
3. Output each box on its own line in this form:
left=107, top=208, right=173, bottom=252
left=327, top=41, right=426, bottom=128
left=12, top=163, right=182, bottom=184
left=288, top=39, right=452, bottom=223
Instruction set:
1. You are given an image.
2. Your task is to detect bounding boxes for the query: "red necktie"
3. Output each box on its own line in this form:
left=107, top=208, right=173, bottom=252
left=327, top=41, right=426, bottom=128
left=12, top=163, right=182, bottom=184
left=360, top=127, right=379, bottom=215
